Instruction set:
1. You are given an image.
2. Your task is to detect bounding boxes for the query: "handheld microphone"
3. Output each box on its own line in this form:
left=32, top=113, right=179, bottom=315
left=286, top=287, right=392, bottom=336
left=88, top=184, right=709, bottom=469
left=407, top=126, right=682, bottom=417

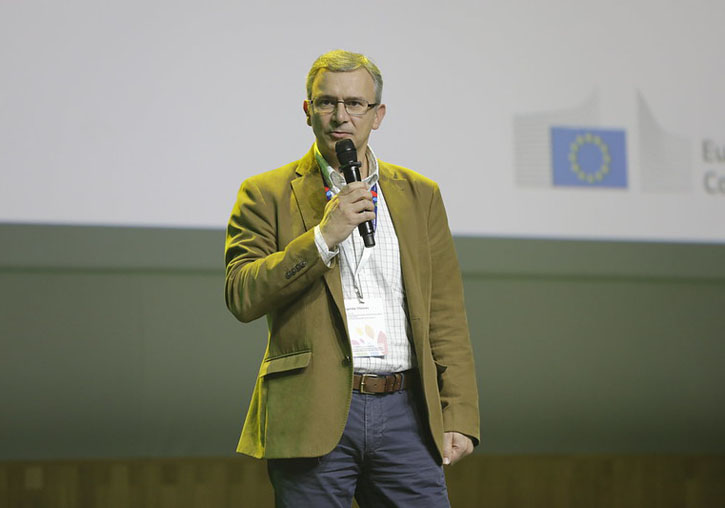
left=335, top=139, right=375, bottom=248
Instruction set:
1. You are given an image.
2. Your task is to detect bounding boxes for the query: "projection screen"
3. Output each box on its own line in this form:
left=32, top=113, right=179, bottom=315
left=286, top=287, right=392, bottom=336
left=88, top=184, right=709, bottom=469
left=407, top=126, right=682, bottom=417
left=1, top=0, right=724, bottom=242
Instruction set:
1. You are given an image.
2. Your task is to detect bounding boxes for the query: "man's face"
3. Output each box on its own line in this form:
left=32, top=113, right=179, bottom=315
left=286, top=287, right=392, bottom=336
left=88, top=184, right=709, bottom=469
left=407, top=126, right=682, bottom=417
left=304, top=68, right=386, bottom=169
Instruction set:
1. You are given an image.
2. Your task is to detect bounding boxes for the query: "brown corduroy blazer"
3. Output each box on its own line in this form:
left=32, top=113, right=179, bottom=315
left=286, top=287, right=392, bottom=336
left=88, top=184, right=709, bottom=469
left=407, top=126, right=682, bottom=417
left=224, top=148, right=480, bottom=460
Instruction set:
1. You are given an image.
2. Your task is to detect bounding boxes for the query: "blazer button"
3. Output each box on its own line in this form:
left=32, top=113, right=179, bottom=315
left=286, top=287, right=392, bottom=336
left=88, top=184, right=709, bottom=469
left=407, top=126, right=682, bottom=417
left=342, top=355, right=351, bottom=366
left=285, top=271, right=292, bottom=279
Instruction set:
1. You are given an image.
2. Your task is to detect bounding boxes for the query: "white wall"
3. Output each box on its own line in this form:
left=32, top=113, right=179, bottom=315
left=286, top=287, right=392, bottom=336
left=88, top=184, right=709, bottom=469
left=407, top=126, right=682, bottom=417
left=2, top=0, right=724, bottom=241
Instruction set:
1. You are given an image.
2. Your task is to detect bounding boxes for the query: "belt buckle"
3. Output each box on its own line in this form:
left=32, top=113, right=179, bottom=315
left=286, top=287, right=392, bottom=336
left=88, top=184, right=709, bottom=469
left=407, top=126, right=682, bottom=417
left=359, top=374, right=377, bottom=394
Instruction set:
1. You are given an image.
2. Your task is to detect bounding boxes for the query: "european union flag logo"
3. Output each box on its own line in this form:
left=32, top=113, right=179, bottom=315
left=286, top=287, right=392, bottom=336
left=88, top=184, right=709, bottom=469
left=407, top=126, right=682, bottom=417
left=551, top=127, right=628, bottom=188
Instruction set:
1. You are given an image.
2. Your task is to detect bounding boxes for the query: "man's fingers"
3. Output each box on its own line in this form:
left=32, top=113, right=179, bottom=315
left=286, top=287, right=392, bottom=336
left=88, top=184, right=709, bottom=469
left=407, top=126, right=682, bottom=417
left=338, top=181, right=366, bottom=193
left=446, top=444, right=463, bottom=465
left=442, top=432, right=453, bottom=465
left=347, top=199, right=374, bottom=214
left=345, top=209, right=376, bottom=227
left=336, top=191, right=374, bottom=221
left=328, top=192, right=373, bottom=212
left=319, top=188, right=376, bottom=248
left=443, top=432, right=474, bottom=466
left=343, top=189, right=374, bottom=205
left=339, top=184, right=373, bottom=201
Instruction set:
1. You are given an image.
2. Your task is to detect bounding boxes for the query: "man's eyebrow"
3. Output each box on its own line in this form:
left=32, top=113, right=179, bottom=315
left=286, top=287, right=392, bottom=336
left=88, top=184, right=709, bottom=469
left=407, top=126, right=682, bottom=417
left=317, top=95, right=369, bottom=101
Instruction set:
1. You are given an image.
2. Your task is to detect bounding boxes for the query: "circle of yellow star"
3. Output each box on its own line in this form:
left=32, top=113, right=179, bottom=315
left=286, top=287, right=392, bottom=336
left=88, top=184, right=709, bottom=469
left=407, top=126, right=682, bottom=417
left=568, top=133, right=611, bottom=183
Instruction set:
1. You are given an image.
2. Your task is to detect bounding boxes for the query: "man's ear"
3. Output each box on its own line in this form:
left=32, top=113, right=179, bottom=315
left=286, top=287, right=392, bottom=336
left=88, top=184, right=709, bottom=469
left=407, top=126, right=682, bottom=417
left=303, top=100, right=312, bottom=126
left=372, top=103, right=386, bottom=130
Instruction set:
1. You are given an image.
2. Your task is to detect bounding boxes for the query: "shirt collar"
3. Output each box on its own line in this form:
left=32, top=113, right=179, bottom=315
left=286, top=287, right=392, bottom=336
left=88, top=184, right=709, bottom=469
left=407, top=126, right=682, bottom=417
left=314, top=142, right=379, bottom=192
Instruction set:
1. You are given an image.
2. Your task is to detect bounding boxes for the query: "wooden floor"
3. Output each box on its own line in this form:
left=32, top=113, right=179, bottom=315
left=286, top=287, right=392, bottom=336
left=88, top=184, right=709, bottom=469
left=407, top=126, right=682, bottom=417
left=1, top=455, right=723, bottom=508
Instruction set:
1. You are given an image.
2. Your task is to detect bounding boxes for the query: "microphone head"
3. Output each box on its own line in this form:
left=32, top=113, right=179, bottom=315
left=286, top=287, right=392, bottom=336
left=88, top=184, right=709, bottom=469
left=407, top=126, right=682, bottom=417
left=335, top=139, right=358, bottom=166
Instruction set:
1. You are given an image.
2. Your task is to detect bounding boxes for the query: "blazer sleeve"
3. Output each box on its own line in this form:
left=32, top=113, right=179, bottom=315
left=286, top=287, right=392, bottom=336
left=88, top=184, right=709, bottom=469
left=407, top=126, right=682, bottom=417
left=224, top=175, right=330, bottom=323
left=426, top=184, right=481, bottom=445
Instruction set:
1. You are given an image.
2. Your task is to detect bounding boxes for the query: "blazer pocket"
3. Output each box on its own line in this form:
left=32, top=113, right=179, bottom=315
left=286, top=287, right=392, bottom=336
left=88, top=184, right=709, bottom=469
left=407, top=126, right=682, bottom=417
left=260, top=350, right=312, bottom=377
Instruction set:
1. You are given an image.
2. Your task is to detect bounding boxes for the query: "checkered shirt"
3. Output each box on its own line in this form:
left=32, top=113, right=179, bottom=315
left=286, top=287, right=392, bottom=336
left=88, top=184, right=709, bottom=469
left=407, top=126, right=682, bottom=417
left=313, top=144, right=415, bottom=375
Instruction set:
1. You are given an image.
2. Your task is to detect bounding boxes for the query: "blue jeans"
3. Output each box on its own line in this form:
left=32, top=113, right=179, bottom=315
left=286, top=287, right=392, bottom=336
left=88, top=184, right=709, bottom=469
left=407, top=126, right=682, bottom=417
left=267, top=388, right=450, bottom=507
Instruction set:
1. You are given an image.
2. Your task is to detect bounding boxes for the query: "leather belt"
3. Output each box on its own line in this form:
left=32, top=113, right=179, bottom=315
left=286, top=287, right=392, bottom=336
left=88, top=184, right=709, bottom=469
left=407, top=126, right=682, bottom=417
left=352, top=370, right=416, bottom=394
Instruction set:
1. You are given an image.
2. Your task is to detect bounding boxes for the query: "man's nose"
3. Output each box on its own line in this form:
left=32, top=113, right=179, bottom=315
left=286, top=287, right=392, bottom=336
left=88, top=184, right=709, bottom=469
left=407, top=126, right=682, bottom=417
left=333, top=102, right=350, bottom=122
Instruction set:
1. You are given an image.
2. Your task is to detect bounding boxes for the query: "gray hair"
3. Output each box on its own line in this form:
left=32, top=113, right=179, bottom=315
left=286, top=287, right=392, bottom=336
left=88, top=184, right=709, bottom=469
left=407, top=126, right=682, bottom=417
left=306, top=49, right=383, bottom=103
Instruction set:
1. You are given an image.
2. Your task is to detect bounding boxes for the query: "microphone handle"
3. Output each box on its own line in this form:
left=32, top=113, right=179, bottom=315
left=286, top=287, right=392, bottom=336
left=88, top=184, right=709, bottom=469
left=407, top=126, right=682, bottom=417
left=341, top=162, right=376, bottom=248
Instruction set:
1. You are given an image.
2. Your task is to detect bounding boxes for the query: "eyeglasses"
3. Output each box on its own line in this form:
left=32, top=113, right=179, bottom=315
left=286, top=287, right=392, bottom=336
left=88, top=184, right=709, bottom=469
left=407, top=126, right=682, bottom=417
left=309, top=97, right=378, bottom=116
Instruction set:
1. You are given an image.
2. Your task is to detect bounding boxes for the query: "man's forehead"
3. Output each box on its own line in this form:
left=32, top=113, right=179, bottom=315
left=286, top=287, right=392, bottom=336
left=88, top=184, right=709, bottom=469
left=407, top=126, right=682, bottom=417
left=312, top=68, right=375, bottom=93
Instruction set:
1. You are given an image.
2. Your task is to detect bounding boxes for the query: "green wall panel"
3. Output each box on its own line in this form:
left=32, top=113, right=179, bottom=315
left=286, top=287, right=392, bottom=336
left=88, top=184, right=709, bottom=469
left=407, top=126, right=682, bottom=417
left=1, top=225, right=724, bottom=459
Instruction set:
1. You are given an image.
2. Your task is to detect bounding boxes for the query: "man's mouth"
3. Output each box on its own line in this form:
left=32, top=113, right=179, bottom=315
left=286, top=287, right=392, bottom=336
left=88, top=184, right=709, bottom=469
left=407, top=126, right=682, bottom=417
left=330, top=131, right=352, bottom=139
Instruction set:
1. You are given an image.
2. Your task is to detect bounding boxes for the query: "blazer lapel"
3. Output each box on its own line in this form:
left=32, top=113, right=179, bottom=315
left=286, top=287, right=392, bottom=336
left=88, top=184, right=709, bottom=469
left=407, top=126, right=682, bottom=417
left=290, top=149, right=347, bottom=332
left=291, top=150, right=326, bottom=231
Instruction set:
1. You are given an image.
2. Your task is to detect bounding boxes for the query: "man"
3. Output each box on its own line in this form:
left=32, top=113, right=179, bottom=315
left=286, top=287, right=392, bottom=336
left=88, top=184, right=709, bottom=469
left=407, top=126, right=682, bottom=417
left=225, top=50, right=479, bottom=507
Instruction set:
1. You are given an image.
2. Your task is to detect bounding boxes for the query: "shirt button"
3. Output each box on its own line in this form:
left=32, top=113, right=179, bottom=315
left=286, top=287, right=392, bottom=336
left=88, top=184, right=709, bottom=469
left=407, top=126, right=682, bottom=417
left=342, top=355, right=352, bottom=366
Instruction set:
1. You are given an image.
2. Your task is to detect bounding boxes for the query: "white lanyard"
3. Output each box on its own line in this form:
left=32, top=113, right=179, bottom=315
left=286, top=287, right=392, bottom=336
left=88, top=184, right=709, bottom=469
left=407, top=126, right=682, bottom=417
left=340, top=236, right=373, bottom=302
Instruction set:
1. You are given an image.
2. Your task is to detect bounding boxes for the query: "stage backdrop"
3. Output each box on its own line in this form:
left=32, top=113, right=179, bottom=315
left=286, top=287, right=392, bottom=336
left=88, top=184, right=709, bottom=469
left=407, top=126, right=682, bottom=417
left=1, top=0, right=724, bottom=463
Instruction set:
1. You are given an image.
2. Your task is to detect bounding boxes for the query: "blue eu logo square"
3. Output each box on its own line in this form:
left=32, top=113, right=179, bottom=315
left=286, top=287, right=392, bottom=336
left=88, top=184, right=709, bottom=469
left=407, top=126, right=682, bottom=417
left=551, top=127, right=628, bottom=188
